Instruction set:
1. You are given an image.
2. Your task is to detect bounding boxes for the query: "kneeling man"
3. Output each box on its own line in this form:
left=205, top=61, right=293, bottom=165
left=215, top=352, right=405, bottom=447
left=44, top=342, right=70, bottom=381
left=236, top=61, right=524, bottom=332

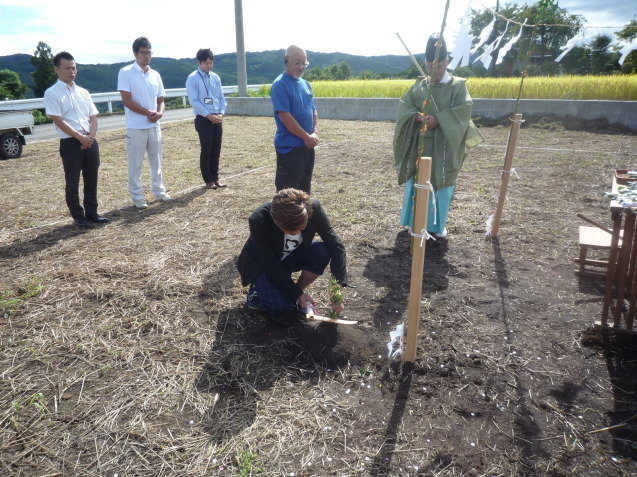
left=236, top=188, right=347, bottom=316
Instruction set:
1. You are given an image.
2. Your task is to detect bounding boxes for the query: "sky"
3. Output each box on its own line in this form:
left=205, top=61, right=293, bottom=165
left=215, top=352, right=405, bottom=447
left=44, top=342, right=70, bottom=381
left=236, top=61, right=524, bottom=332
left=0, top=0, right=633, bottom=64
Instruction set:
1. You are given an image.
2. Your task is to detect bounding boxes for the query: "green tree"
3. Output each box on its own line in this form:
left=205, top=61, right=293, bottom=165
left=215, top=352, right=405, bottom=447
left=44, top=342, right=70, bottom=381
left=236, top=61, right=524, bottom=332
left=557, top=46, right=590, bottom=75
left=358, top=69, right=380, bottom=80
left=469, top=1, right=584, bottom=76
left=590, top=34, right=613, bottom=74
left=337, top=62, right=353, bottom=80
left=616, top=19, right=637, bottom=42
left=315, top=62, right=353, bottom=81
left=399, top=60, right=426, bottom=79
left=0, top=69, right=28, bottom=99
left=616, top=20, right=637, bottom=73
left=470, top=3, right=526, bottom=75
left=30, top=41, right=57, bottom=97
left=304, top=65, right=325, bottom=81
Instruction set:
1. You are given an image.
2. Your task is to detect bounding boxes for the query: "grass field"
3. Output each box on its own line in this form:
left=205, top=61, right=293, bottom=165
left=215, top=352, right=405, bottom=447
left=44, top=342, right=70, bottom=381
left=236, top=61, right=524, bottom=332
left=309, top=75, right=637, bottom=100
left=1, top=117, right=637, bottom=476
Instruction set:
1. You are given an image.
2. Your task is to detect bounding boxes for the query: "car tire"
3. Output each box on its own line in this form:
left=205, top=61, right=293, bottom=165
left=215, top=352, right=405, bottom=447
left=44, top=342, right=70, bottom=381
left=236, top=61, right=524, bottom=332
left=0, top=133, right=22, bottom=159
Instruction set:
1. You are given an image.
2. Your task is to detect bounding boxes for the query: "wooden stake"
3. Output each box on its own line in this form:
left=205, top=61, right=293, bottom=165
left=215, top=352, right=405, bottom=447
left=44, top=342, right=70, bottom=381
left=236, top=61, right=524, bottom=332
left=405, top=157, right=432, bottom=363
left=491, top=113, right=524, bottom=237
left=602, top=211, right=623, bottom=326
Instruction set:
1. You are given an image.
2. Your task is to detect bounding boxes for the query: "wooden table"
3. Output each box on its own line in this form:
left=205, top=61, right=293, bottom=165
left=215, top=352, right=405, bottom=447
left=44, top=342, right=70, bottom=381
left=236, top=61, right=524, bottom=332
left=599, top=177, right=637, bottom=332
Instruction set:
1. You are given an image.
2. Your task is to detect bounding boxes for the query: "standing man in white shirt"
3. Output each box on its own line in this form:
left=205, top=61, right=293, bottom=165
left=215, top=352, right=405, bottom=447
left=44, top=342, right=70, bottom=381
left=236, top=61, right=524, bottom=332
left=44, top=51, right=109, bottom=227
left=185, top=48, right=228, bottom=190
left=117, top=36, right=171, bottom=209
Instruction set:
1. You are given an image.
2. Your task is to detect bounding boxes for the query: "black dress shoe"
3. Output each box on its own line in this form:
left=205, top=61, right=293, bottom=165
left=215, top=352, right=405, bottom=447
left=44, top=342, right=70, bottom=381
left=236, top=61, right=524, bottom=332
left=86, top=215, right=110, bottom=224
left=74, top=217, right=90, bottom=227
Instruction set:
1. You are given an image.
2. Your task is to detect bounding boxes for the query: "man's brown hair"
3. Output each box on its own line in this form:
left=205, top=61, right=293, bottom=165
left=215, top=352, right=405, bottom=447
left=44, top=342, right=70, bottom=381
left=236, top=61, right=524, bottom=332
left=271, top=188, right=313, bottom=232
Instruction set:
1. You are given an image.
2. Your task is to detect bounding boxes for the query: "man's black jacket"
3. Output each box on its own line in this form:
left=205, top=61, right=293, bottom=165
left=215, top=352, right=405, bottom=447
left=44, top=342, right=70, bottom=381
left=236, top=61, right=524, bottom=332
left=236, top=199, right=347, bottom=303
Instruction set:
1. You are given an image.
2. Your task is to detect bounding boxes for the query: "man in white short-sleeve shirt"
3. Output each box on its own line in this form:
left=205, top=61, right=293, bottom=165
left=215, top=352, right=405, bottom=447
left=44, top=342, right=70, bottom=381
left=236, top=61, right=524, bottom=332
left=117, top=36, right=170, bottom=209
left=44, top=51, right=109, bottom=227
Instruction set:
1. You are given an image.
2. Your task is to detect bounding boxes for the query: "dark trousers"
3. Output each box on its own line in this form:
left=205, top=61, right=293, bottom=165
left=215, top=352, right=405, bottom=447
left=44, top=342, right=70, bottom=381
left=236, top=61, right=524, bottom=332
left=254, top=242, right=330, bottom=316
left=59, top=137, right=100, bottom=220
left=194, top=115, right=223, bottom=183
left=275, top=146, right=315, bottom=194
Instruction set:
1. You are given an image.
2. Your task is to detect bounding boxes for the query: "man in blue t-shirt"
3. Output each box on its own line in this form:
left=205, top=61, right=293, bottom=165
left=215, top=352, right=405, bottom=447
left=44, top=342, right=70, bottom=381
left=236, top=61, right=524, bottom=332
left=270, top=45, right=319, bottom=194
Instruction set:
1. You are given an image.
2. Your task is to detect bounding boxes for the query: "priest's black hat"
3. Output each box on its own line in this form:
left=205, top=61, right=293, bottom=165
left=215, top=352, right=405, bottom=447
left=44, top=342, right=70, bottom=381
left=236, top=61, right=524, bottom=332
left=425, top=33, right=448, bottom=62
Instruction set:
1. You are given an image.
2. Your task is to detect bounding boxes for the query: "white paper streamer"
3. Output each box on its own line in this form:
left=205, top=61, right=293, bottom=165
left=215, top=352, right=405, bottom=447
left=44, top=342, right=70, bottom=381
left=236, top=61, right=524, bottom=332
left=496, top=19, right=526, bottom=65
left=555, top=29, right=587, bottom=62
left=619, top=40, right=637, bottom=66
left=485, top=214, right=494, bottom=236
left=448, top=1, right=474, bottom=70
left=387, top=323, right=404, bottom=359
left=471, top=14, right=496, bottom=55
left=477, top=21, right=509, bottom=69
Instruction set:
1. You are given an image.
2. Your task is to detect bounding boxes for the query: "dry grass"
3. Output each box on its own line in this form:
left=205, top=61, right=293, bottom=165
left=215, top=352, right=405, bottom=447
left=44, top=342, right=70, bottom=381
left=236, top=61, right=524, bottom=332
left=1, top=116, right=637, bottom=476
left=0, top=117, right=401, bottom=476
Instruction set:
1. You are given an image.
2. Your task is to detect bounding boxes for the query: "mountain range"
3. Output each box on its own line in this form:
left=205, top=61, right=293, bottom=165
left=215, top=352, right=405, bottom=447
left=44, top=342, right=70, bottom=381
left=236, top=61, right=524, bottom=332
left=0, top=50, right=417, bottom=97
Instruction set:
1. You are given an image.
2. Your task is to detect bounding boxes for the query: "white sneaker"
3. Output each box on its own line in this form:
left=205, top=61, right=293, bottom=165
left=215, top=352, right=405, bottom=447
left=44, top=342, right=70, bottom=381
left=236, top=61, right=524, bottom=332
left=433, top=227, right=448, bottom=239
left=133, top=199, right=148, bottom=209
left=157, top=194, right=172, bottom=202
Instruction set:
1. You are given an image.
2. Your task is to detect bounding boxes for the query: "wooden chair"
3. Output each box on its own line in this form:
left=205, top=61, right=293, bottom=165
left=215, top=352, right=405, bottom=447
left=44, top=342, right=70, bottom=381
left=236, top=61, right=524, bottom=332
left=576, top=226, right=622, bottom=278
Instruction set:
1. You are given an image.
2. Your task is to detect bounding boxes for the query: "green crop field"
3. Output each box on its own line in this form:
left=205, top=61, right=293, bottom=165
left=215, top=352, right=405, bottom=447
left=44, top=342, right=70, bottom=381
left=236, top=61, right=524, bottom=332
left=306, top=75, right=637, bottom=101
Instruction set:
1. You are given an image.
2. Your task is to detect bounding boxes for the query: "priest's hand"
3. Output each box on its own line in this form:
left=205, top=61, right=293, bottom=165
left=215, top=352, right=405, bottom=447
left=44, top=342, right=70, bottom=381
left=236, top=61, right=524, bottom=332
left=425, top=115, right=439, bottom=129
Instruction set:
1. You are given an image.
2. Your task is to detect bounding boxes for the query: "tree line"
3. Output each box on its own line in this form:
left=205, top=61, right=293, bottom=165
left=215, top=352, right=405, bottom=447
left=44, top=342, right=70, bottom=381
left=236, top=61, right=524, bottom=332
left=461, top=1, right=636, bottom=77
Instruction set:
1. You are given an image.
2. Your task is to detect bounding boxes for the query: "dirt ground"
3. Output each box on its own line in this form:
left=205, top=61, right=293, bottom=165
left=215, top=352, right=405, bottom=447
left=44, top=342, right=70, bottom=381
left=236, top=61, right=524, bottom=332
left=1, top=115, right=637, bottom=476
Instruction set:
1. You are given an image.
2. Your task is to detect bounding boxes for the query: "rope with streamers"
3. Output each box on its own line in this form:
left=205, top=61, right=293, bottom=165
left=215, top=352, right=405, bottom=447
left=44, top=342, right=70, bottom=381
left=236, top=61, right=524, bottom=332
left=409, top=228, right=435, bottom=247
left=409, top=181, right=436, bottom=247
left=502, top=167, right=520, bottom=179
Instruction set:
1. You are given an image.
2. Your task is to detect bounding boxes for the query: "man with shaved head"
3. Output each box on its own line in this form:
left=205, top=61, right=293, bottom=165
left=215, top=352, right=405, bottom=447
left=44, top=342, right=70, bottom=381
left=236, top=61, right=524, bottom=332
left=270, top=45, right=319, bottom=194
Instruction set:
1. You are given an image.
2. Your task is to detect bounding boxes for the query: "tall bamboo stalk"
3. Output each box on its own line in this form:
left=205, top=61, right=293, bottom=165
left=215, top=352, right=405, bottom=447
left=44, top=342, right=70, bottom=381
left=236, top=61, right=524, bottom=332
left=418, top=0, right=452, bottom=158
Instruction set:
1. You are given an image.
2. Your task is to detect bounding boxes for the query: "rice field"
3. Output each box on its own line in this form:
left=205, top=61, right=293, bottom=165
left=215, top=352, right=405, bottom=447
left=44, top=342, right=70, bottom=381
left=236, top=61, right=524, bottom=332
left=308, top=75, right=637, bottom=100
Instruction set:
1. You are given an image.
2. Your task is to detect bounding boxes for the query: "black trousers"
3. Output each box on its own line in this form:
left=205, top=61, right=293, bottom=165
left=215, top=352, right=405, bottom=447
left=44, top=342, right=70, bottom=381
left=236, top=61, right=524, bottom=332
left=59, top=137, right=100, bottom=219
left=275, top=146, right=315, bottom=194
left=194, top=115, right=223, bottom=183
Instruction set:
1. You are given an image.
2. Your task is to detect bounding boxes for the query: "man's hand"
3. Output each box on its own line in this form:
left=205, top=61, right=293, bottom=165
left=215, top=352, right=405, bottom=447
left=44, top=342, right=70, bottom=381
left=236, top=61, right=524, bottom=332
left=331, top=302, right=345, bottom=313
left=79, top=134, right=94, bottom=150
left=208, top=114, right=223, bottom=124
left=303, top=132, right=319, bottom=149
left=298, top=292, right=315, bottom=311
left=148, top=110, right=163, bottom=123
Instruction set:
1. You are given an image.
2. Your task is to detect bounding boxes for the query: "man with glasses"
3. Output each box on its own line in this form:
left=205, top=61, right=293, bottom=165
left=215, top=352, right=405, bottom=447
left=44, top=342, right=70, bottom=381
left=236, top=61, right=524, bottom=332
left=186, top=48, right=228, bottom=190
left=117, top=36, right=171, bottom=209
left=270, top=45, right=319, bottom=194
left=393, top=33, right=483, bottom=239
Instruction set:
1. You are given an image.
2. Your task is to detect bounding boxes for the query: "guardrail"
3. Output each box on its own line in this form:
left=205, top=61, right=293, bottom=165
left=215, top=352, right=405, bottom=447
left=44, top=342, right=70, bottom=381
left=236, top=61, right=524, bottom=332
left=0, top=85, right=267, bottom=112
left=3, top=87, right=635, bottom=129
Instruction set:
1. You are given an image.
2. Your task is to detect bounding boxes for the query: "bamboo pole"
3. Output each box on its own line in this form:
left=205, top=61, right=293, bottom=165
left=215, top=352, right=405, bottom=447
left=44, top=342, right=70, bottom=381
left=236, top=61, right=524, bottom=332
left=491, top=113, right=524, bottom=237
left=396, top=33, right=426, bottom=77
left=405, top=157, right=432, bottom=363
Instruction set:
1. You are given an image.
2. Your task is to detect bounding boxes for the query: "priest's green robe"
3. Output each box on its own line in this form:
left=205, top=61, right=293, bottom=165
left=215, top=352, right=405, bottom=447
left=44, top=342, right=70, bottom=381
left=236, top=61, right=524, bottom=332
left=393, top=74, right=483, bottom=232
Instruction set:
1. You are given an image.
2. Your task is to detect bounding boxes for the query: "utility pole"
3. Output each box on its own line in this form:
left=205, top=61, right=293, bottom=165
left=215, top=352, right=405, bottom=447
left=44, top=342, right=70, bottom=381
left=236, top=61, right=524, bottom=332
left=234, top=0, right=248, bottom=96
